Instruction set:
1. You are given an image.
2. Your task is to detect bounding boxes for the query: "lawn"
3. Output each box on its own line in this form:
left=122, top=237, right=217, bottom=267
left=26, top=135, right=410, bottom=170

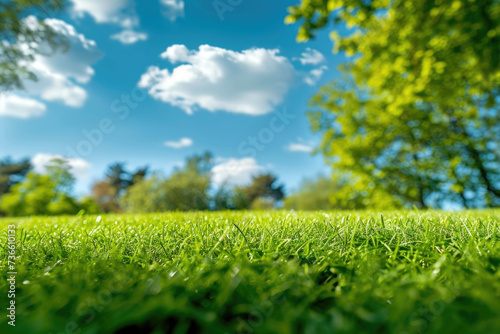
left=1, top=210, right=500, bottom=333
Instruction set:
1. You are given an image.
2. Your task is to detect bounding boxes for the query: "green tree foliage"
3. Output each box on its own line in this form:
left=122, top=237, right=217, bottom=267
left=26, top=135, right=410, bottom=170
left=0, top=172, right=54, bottom=216
left=284, top=173, right=400, bottom=210
left=122, top=170, right=286, bottom=213
left=235, top=173, right=285, bottom=209
left=212, top=185, right=248, bottom=210
left=1, top=0, right=67, bottom=91
left=131, top=166, right=148, bottom=185
left=91, top=180, right=120, bottom=213
left=121, top=153, right=213, bottom=212
left=0, top=156, right=31, bottom=198
left=120, top=176, right=167, bottom=213
left=212, top=173, right=286, bottom=210
left=249, top=197, right=276, bottom=210
left=46, top=158, right=75, bottom=193
left=213, top=185, right=235, bottom=210
left=47, top=193, right=80, bottom=215
left=284, top=175, right=345, bottom=210
left=92, top=163, right=148, bottom=212
left=105, top=162, right=132, bottom=195
left=161, top=169, right=211, bottom=211
left=185, top=151, right=213, bottom=175
left=287, top=0, right=500, bottom=208
left=0, top=170, right=83, bottom=216
left=161, top=152, right=213, bottom=211
left=79, top=196, right=102, bottom=215
left=0, top=158, right=96, bottom=216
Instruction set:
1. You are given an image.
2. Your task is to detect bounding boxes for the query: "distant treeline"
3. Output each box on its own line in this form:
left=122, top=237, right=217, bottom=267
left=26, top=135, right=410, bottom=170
left=1, top=144, right=498, bottom=217
left=0, top=153, right=290, bottom=216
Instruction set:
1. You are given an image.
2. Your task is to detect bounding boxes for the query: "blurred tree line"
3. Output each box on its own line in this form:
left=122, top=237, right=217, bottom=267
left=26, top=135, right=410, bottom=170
left=0, top=157, right=99, bottom=216
left=0, top=152, right=398, bottom=216
left=112, top=152, right=285, bottom=213
left=0, top=153, right=288, bottom=216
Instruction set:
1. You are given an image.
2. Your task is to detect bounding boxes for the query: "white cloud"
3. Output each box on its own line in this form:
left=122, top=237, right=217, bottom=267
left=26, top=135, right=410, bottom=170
left=138, top=44, right=295, bottom=115
left=36, top=19, right=102, bottom=84
left=296, top=48, right=328, bottom=85
left=70, top=0, right=148, bottom=44
left=70, top=0, right=138, bottom=28
left=32, top=153, right=91, bottom=180
left=286, top=143, right=313, bottom=153
left=304, top=65, right=328, bottom=86
left=211, top=158, right=263, bottom=186
left=0, top=94, right=46, bottom=119
left=297, top=48, right=326, bottom=65
left=23, top=61, right=88, bottom=107
left=111, top=29, right=148, bottom=44
left=164, top=137, right=193, bottom=149
left=160, top=0, right=185, bottom=21
left=0, top=19, right=102, bottom=118
left=286, top=139, right=314, bottom=153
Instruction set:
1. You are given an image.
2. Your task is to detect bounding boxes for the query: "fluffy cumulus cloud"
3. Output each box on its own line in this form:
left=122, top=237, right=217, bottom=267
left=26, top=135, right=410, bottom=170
left=139, top=44, right=295, bottom=115
left=36, top=19, right=101, bottom=84
left=0, top=19, right=102, bottom=119
left=164, top=137, right=193, bottom=149
left=70, top=0, right=138, bottom=27
left=0, top=94, right=46, bottom=119
left=111, top=29, right=148, bottom=44
left=32, top=153, right=91, bottom=180
left=70, top=0, right=183, bottom=25
left=70, top=0, right=148, bottom=44
left=160, top=0, right=185, bottom=21
left=211, top=158, right=263, bottom=186
left=297, top=48, right=326, bottom=65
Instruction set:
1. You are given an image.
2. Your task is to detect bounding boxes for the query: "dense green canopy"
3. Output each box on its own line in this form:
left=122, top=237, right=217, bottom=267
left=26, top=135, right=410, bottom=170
left=287, top=0, right=500, bottom=208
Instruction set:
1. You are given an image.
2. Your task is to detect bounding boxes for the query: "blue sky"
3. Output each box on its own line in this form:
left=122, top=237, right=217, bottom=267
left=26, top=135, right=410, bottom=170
left=0, top=0, right=347, bottom=195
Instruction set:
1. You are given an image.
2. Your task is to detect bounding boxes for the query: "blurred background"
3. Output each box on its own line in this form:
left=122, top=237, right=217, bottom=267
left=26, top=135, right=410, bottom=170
left=0, top=0, right=499, bottom=215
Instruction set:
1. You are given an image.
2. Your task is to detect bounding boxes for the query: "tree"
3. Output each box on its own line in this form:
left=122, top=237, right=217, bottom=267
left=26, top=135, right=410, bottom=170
left=1, top=0, right=68, bottom=91
left=0, top=172, right=54, bottom=216
left=46, top=158, right=75, bottom=193
left=131, top=166, right=149, bottom=185
left=287, top=0, right=500, bottom=208
left=185, top=151, right=213, bottom=175
left=79, top=196, right=102, bottom=215
left=48, top=193, right=80, bottom=215
left=284, top=173, right=400, bottom=210
left=159, top=152, right=212, bottom=211
left=92, top=163, right=148, bottom=212
left=91, top=180, right=120, bottom=213
left=105, top=162, right=132, bottom=195
left=212, top=184, right=248, bottom=210
left=121, top=153, right=213, bottom=212
left=0, top=156, right=31, bottom=198
left=121, top=155, right=287, bottom=212
left=0, top=158, right=91, bottom=216
left=236, top=173, right=285, bottom=209
left=284, top=175, right=343, bottom=210
left=161, top=169, right=211, bottom=211
left=120, top=176, right=168, bottom=213
left=0, top=171, right=82, bottom=216
left=44, top=158, right=80, bottom=215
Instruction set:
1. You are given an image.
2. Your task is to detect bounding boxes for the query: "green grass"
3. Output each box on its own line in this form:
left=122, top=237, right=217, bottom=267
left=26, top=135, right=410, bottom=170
left=1, top=210, right=500, bottom=333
